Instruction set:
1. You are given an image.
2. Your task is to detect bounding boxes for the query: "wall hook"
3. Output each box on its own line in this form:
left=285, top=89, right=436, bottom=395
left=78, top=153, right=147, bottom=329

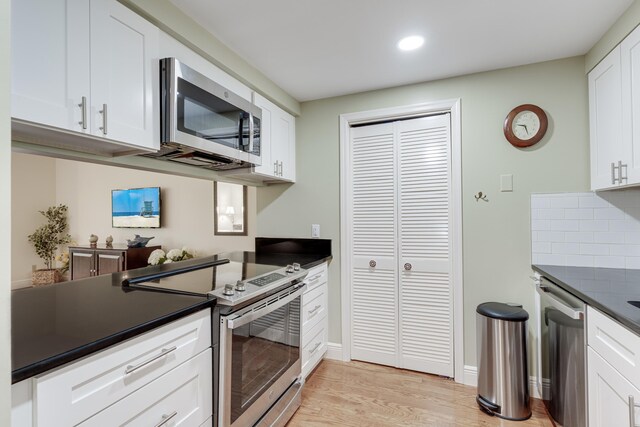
left=475, top=191, right=488, bottom=202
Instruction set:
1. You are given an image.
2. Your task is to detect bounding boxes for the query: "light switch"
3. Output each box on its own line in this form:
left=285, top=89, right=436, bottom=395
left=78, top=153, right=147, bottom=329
left=500, top=174, right=513, bottom=192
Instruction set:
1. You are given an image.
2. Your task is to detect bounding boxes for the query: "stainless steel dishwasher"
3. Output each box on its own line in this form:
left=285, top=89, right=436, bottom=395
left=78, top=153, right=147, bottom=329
left=534, top=274, right=587, bottom=427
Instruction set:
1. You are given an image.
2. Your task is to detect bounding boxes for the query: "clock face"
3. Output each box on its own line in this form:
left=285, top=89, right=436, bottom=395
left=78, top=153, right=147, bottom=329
left=512, top=110, right=541, bottom=141
left=503, top=104, right=548, bottom=148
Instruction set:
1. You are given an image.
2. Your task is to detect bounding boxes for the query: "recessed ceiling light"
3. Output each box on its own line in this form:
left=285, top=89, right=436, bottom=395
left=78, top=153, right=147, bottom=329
left=397, top=35, right=424, bottom=51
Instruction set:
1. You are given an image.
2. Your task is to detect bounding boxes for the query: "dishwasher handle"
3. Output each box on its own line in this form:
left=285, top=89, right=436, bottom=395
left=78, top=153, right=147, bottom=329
left=536, top=284, right=584, bottom=320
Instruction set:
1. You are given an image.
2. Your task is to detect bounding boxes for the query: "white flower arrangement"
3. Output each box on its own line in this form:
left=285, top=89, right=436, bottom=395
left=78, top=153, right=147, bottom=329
left=148, top=247, right=197, bottom=265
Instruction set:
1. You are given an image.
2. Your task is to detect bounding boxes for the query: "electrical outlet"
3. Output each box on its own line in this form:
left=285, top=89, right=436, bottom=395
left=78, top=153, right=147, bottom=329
left=500, top=174, right=513, bottom=192
left=311, top=224, right=320, bottom=238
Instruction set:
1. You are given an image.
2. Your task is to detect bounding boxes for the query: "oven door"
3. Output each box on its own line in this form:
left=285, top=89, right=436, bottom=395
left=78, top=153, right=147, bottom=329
left=219, top=285, right=303, bottom=427
left=535, top=276, right=587, bottom=427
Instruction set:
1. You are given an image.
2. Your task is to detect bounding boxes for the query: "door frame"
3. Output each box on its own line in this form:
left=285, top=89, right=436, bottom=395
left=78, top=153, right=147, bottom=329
left=339, top=98, right=464, bottom=383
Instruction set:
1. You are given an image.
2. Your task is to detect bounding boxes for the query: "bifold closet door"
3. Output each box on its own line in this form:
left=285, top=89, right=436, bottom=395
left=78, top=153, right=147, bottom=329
left=349, top=122, right=398, bottom=367
left=397, top=115, right=453, bottom=377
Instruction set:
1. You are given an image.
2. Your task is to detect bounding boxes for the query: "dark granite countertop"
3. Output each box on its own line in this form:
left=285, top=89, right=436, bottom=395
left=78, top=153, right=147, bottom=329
left=12, top=238, right=332, bottom=384
left=532, top=264, right=640, bottom=335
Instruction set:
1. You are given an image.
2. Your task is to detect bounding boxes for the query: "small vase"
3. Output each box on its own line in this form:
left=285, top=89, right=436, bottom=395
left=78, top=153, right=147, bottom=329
left=32, top=269, right=62, bottom=286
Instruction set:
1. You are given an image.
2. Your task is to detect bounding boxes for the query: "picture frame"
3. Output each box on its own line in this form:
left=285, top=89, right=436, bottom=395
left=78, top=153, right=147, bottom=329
left=214, top=182, right=247, bottom=236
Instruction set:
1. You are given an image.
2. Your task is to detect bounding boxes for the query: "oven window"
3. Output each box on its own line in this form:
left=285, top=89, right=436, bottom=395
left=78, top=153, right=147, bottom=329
left=177, top=77, right=246, bottom=149
left=230, top=298, right=300, bottom=424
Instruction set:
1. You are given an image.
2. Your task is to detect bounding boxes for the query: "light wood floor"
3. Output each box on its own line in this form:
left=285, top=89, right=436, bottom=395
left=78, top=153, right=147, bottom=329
left=288, top=359, right=554, bottom=426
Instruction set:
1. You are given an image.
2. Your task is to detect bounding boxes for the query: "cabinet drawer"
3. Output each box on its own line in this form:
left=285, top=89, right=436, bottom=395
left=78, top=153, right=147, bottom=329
left=36, top=309, right=211, bottom=427
left=303, top=263, right=327, bottom=293
left=301, top=316, right=327, bottom=378
left=301, top=283, right=327, bottom=334
left=587, top=306, right=640, bottom=389
left=80, top=348, right=212, bottom=426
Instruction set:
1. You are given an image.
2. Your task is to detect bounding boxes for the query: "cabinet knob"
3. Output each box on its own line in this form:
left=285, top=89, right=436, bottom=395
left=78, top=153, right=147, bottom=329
left=369, top=260, right=376, bottom=268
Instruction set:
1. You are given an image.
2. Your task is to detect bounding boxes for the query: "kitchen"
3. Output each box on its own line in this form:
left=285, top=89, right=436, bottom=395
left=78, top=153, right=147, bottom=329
left=3, top=0, right=640, bottom=426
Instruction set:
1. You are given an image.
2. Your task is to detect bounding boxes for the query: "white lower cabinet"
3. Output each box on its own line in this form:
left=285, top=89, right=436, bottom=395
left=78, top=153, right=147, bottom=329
left=301, top=262, right=328, bottom=378
left=11, top=309, right=212, bottom=427
left=587, top=306, right=640, bottom=426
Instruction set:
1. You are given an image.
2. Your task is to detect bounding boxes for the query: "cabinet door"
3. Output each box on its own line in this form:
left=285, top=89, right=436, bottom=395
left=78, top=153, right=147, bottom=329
left=252, top=93, right=274, bottom=177
left=284, top=113, right=296, bottom=182
left=96, top=251, right=125, bottom=276
left=273, top=111, right=295, bottom=182
left=90, top=0, right=159, bottom=150
left=397, top=115, right=453, bottom=377
left=71, top=251, right=94, bottom=280
left=11, top=0, right=90, bottom=133
left=588, top=347, right=640, bottom=427
left=622, top=27, right=640, bottom=186
left=589, top=46, right=623, bottom=190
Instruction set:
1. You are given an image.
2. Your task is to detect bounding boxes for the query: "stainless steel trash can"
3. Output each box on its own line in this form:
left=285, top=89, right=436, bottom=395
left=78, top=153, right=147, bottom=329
left=476, top=302, right=531, bottom=421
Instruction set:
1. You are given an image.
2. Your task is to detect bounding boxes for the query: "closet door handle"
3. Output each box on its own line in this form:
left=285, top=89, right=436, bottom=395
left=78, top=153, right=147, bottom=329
left=404, top=263, right=412, bottom=271
left=369, top=260, right=376, bottom=268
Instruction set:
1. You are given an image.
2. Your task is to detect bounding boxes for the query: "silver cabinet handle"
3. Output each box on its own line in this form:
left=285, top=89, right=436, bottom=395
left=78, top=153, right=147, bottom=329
left=278, top=161, right=283, bottom=176
left=369, top=260, right=376, bottom=268
left=125, top=346, right=177, bottom=374
left=309, top=341, right=322, bottom=355
left=274, top=161, right=278, bottom=175
left=99, top=103, right=108, bottom=135
left=304, top=273, right=323, bottom=284
left=612, top=162, right=620, bottom=184
left=308, top=304, right=322, bottom=317
left=629, top=395, right=640, bottom=427
left=404, top=263, right=412, bottom=271
left=155, top=411, right=178, bottom=427
left=78, top=96, right=87, bottom=129
left=621, top=160, right=629, bottom=183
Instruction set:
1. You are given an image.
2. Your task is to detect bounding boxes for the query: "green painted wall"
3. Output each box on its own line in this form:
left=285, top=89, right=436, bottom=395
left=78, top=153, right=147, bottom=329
left=586, top=0, right=640, bottom=72
left=1, top=0, right=10, bottom=421
left=257, top=56, right=590, bottom=367
left=118, top=0, right=300, bottom=116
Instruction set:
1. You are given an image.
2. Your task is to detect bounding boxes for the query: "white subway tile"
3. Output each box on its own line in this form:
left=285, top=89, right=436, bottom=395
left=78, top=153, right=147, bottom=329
left=579, top=220, right=609, bottom=232
left=550, top=220, right=579, bottom=231
left=532, top=242, right=552, bottom=254
left=594, top=256, right=626, bottom=268
left=531, top=231, right=539, bottom=242
left=535, top=254, right=567, bottom=266
left=532, top=220, right=550, bottom=231
left=565, top=231, right=594, bottom=243
left=609, top=220, right=628, bottom=232
left=531, top=196, right=551, bottom=209
left=625, top=231, right=640, bottom=244
left=579, top=243, right=610, bottom=256
left=537, top=231, right=565, bottom=243
left=594, top=208, right=626, bottom=220
left=579, top=195, right=610, bottom=208
left=566, top=255, right=595, bottom=267
left=611, top=244, right=640, bottom=257
left=594, top=231, right=626, bottom=244
left=552, top=242, right=580, bottom=255
left=550, top=197, right=579, bottom=209
left=626, top=257, right=640, bottom=269
left=538, top=208, right=565, bottom=220
left=565, top=209, right=593, bottom=220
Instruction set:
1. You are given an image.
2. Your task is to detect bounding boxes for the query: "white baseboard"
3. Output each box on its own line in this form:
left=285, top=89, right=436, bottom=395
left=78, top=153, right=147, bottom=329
left=325, top=342, right=344, bottom=361
left=12, top=279, right=32, bottom=290
left=462, top=365, right=542, bottom=399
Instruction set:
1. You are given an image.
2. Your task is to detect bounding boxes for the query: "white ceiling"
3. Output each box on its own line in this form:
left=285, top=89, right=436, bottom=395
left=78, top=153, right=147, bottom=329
left=170, top=0, right=633, bottom=102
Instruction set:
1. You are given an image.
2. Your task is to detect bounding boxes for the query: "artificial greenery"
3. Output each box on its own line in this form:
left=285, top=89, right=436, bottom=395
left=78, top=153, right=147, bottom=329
left=28, top=205, right=72, bottom=270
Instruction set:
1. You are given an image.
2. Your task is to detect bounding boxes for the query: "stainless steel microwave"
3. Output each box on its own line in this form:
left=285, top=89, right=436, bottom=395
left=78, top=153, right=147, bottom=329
left=151, top=57, right=261, bottom=170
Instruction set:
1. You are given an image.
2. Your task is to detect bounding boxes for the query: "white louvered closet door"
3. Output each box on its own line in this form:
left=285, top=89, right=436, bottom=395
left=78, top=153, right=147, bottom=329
left=349, top=122, right=398, bottom=367
left=397, top=115, right=453, bottom=376
left=348, top=114, right=453, bottom=376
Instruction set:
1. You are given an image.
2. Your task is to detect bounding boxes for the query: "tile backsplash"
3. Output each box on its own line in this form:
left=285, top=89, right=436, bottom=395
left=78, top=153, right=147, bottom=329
left=531, top=190, right=640, bottom=269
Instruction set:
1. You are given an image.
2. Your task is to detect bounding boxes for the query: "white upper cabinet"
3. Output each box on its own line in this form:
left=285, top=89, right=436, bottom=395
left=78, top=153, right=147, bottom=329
left=12, top=0, right=90, bottom=133
left=589, top=24, right=640, bottom=191
left=90, top=0, right=159, bottom=150
left=11, top=0, right=159, bottom=154
left=226, top=93, right=296, bottom=183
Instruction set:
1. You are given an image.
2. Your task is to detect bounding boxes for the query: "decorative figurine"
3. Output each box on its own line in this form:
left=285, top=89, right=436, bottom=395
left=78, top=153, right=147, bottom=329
left=105, top=235, right=113, bottom=248
left=127, top=234, right=154, bottom=248
left=89, top=234, right=98, bottom=248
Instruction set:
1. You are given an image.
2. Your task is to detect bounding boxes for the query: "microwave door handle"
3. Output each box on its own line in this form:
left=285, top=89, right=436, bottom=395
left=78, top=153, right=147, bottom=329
left=536, top=284, right=583, bottom=320
left=226, top=285, right=304, bottom=329
left=237, top=114, right=244, bottom=150
left=248, top=113, right=254, bottom=153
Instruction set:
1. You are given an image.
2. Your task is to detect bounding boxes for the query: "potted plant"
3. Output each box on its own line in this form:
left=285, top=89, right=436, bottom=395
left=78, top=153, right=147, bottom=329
left=28, top=205, right=72, bottom=285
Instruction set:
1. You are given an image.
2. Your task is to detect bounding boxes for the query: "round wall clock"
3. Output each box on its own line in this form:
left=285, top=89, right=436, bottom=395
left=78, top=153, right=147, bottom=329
left=503, top=104, right=548, bottom=148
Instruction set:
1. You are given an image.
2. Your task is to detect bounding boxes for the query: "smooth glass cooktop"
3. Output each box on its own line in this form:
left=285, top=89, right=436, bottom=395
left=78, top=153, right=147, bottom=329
left=130, top=261, right=282, bottom=296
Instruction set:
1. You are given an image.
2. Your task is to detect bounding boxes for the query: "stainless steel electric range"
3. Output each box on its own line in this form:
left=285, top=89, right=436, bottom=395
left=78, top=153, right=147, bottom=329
left=125, top=259, right=308, bottom=427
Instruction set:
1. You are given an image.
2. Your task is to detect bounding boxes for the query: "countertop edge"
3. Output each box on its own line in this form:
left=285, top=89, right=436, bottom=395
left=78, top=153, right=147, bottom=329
left=532, top=264, right=640, bottom=336
left=12, top=300, right=213, bottom=384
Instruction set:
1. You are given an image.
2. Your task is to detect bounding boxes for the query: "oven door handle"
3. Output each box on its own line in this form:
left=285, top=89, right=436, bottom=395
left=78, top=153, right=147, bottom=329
left=536, top=284, right=583, bottom=320
left=226, top=285, right=304, bottom=329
